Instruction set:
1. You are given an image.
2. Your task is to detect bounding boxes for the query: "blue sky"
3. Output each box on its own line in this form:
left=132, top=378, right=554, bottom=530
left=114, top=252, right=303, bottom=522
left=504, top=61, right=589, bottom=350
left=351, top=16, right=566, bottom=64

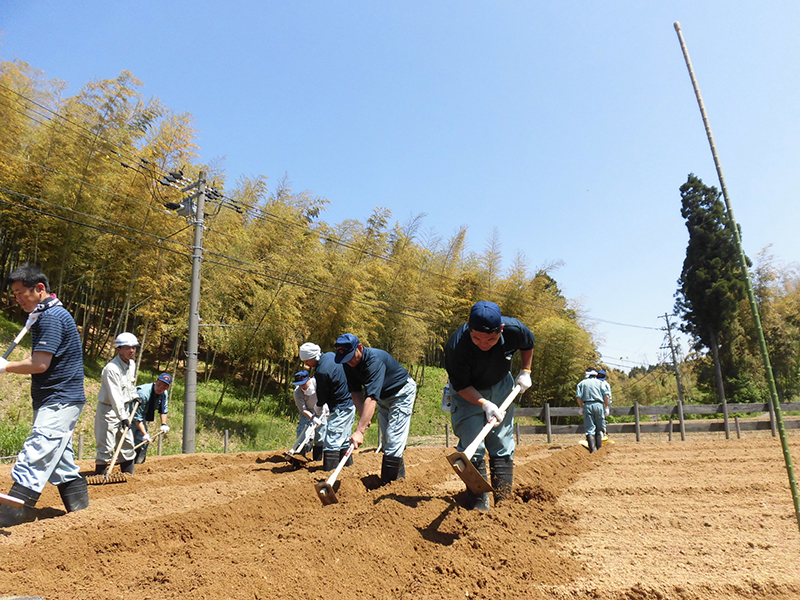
left=2, top=1, right=799, bottom=372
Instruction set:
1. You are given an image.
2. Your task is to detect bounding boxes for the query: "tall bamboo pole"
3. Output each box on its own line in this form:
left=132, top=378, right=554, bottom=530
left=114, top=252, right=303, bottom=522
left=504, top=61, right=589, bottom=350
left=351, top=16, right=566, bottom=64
left=674, top=21, right=800, bottom=534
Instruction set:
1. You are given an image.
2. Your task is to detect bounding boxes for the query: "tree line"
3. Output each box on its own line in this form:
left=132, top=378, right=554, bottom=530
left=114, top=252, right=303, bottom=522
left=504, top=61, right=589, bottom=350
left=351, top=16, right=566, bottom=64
left=3, top=59, right=798, bottom=411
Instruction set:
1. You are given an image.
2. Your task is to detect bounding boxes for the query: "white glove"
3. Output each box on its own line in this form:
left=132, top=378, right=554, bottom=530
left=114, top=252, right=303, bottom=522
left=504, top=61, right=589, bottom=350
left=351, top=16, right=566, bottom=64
left=515, top=370, right=532, bottom=392
left=320, top=404, right=330, bottom=419
left=0, top=357, right=7, bottom=373
left=160, top=424, right=170, bottom=434
left=143, top=433, right=153, bottom=443
left=482, top=400, right=506, bottom=427
left=604, top=406, right=610, bottom=417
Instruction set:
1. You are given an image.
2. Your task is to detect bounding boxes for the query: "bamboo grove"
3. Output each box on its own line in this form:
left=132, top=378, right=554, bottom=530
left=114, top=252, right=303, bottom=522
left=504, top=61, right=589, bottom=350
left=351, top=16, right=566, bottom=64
left=0, top=60, right=599, bottom=407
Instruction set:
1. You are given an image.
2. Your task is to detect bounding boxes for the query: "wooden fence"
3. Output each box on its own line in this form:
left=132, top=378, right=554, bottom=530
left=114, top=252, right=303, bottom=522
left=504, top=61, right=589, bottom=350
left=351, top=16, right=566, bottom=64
left=514, top=401, right=800, bottom=443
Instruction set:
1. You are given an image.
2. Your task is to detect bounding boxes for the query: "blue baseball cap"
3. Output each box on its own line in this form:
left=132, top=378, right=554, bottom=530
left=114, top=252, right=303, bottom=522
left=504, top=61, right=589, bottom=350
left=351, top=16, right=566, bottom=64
left=468, top=301, right=502, bottom=333
left=334, top=333, right=360, bottom=363
left=157, top=373, right=173, bottom=386
left=292, top=370, right=310, bottom=386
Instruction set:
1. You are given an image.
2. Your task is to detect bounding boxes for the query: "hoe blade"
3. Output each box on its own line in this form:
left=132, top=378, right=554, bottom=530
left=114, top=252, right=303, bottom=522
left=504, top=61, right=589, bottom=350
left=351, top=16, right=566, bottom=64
left=314, top=481, right=339, bottom=505
left=284, top=452, right=309, bottom=467
left=447, top=451, right=493, bottom=495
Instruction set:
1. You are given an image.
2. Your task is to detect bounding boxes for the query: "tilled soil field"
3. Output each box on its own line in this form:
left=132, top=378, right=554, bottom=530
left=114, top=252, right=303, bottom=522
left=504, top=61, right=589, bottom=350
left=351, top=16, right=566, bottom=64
left=1, top=434, right=798, bottom=599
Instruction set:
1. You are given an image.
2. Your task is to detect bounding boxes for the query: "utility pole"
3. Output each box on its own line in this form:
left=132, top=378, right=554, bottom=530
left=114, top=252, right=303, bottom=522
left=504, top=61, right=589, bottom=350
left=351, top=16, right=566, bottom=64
left=661, top=313, right=686, bottom=441
left=661, top=314, right=685, bottom=403
left=162, top=170, right=207, bottom=454
left=181, top=171, right=206, bottom=454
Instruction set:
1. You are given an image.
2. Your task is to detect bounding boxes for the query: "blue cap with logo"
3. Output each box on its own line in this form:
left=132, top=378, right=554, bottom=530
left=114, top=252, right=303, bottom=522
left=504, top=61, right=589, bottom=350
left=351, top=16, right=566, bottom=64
left=468, top=301, right=502, bottom=333
left=292, top=370, right=310, bottom=386
left=334, top=333, right=360, bottom=364
left=157, top=373, right=173, bottom=386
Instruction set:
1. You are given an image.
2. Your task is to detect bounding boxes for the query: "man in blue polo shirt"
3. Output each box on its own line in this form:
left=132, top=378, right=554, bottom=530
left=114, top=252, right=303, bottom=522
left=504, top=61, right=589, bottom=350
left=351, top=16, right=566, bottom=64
left=444, top=300, right=534, bottom=511
left=300, top=342, right=356, bottom=471
left=133, top=372, right=172, bottom=464
left=334, top=333, right=417, bottom=484
left=0, top=265, right=89, bottom=527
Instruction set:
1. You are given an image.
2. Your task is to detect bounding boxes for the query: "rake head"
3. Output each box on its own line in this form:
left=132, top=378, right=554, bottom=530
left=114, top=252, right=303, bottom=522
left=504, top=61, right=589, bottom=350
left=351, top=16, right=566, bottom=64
left=85, top=472, right=127, bottom=485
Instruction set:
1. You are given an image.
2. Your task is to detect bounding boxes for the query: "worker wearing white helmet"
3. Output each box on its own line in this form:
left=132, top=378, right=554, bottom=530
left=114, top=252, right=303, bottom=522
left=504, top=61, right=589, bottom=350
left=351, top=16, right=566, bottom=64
left=94, top=332, right=140, bottom=475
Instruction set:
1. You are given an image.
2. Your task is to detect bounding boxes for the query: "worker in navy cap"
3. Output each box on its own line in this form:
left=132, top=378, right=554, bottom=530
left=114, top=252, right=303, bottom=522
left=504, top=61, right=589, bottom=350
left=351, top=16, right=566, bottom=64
left=291, top=369, right=327, bottom=460
left=334, top=333, right=417, bottom=484
left=444, top=300, right=534, bottom=511
left=132, top=372, right=172, bottom=464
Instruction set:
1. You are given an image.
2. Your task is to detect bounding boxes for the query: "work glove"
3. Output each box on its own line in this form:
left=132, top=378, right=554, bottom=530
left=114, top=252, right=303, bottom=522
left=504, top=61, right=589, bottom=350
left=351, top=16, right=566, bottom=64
left=482, top=400, right=506, bottom=427
left=604, top=406, right=610, bottom=417
left=515, top=370, right=532, bottom=392
left=0, top=357, right=7, bottom=373
left=143, top=433, right=153, bottom=443
left=160, top=424, right=170, bottom=434
left=120, top=419, right=131, bottom=430
left=320, top=404, right=330, bottom=419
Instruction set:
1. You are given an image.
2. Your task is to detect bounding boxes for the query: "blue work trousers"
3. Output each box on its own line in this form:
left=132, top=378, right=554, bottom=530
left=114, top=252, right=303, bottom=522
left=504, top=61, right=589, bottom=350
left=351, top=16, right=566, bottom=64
left=12, top=402, right=84, bottom=493
left=323, top=400, right=356, bottom=453
left=376, top=378, right=417, bottom=458
left=583, top=402, right=605, bottom=436
left=450, top=373, right=515, bottom=461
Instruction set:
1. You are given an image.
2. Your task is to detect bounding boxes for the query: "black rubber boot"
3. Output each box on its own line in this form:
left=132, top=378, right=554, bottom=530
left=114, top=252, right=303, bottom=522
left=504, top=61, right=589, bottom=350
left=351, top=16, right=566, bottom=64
left=380, top=454, right=404, bottom=484
left=489, top=456, right=514, bottom=505
left=312, top=445, right=323, bottom=462
left=322, top=450, right=340, bottom=471
left=119, top=460, right=135, bottom=475
left=586, top=434, right=597, bottom=454
left=134, top=445, right=148, bottom=464
left=58, top=477, right=90, bottom=513
left=595, top=432, right=603, bottom=451
left=95, top=462, right=108, bottom=476
left=339, top=446, right=353, bottom=467
left=465, top=458, right=490, bottom=512
left=0, top=483, right=41, bottom=527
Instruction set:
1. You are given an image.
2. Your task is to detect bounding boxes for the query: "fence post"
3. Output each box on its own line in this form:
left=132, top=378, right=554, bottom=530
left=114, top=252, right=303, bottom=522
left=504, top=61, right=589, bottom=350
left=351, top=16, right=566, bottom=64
left=78, top=433, right=84, bottom=461
left=514, top=421, right=520, bottom=445
left=544, top=403, right=552, bottom=444
left=158, top=434, right=163, bottom=456
left=678, top=400, right=686, bottom=441
left=668, top=417, right=673, bottom=442
left=445, top=423, right=450, bottom=448
left=634, top=402, right=641, bottom=442
left=224, top=430, right=229, bottom=453
left=735, top=416, right=741, bottom=439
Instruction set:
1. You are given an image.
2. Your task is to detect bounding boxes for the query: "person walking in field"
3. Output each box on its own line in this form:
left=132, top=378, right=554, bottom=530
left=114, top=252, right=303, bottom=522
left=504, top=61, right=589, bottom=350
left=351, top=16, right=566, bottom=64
left=444, top=300, right=534, bottom=511
left=132, top=372, right=172, bottom=464
left=0, top=265, right=90, bottom=526
left=576, top=368, right=609, bottom=453
left=334, top=333, right=417, bottom=485
left=299, top=342, right=356, bottom=471
left=94, top=332, right=140, bottom=475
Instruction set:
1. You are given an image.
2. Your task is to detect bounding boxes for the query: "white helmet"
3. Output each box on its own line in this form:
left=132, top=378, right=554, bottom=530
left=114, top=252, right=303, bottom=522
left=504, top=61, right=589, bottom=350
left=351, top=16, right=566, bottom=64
left=115, top=332, right=140, bottom=347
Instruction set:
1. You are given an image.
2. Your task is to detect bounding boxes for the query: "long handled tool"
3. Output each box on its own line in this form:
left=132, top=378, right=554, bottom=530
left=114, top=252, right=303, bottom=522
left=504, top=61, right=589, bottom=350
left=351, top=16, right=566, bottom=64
left=0, top=493, right=24, bottom=508
left=314, top=443, right=354, bottom=505
left=87, top=400, right=141, bottom=485
left=446, top=385, right=521, bottom=494
left=2, top=322, right=33, bottom=360
left=285, top=416, right=320, bottom=465
left=132, top=429, right=165, bottom=451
